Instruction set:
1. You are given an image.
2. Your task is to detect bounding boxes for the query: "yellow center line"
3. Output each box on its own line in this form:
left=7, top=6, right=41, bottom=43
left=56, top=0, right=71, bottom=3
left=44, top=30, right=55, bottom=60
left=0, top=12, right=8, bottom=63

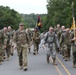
left=56, top=56, right=71, bottom=75
left=50, top=56, right=62, bottom=75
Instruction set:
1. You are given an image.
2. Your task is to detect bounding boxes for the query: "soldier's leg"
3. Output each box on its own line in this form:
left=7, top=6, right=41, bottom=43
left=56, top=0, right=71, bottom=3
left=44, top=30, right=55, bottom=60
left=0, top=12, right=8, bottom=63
left=0, top=50, right=2, bottom=65
left=73, top=55, right=76, bottom=68
left=33, top=42, right=37, bottom=55
left=6, top=46, right=11, bottom=61
left=17, top=46, right=23, bottom=68
left=52, top=50, right=57, bottom=65
left=73, top=51, right=76, bottom=68
left=11, top=45, right=14, bottom=56
left=63, top=45, right=68, bottom=61
left=19, top=51, right=23, bottom=69
left=28, top=43, right=31, bottom=53
left=46, top=53, right=50, bottom=64
left=75, top=57, right=76, bottom=67
left=2, top=45, right=6, bottom=60
left=22, top=44, right=28, bottom=71
left=64, top=50, right=68, bottom=61
left=62, top=48, right=65, bottom=59
left=67, top=47, right=71, bottom=60
left=37, top=42, right=39, bottom=54
left=46, top=49, right=51, bottom=64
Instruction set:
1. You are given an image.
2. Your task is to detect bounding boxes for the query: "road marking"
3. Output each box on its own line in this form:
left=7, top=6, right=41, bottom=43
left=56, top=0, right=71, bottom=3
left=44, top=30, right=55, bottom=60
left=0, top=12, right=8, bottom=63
left=56, top=56, right=71, bottom=75
left=50, top=56, right=62, bottom=75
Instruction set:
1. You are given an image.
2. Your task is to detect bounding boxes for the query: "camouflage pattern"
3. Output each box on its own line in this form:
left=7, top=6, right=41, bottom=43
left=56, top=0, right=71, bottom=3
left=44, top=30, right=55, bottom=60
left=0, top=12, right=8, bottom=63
left=14, top=29, right=29, bottom=69
left=45, top=31, right=59, bottom=64
left=70, top=30, right=76, bottom=68
left=60, top=31, right=71, bottom=61
left=4, top=31, right=11, bottom=60
left=55, top=28, right=61, bottom=40
left=32, top=30, right=40, bottom=54
left=0, top=30, right=4, bottom=63
left=8, top=30, right=15, bottom=55
left=26, top=29, right=32, bottom=53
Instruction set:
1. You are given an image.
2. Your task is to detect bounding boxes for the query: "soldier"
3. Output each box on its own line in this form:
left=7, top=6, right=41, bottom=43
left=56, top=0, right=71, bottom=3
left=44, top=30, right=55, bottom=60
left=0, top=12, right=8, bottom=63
left=45, top=27, right=59, bottom=65
left=59, top=26, right=66, bottom=54
left=14, top=22, right=29, bottom=71
left=54, top=24, right=61, bottom=53
left=7, top=26, right=14, bottom=56
left=60, top=28, right=71, bottom=61
left=32, top=27, right=40, bottom=55
left=3, top=27, right=11, bottom=61
left=70, top=29, right=76, bottom=68
left=0, top=30, right=4, bottom=64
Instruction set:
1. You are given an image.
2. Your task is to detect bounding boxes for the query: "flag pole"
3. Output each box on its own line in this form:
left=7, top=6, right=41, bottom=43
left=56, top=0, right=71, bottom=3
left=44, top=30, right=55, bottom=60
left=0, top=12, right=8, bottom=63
left=72, top=2, right=76, bottom=38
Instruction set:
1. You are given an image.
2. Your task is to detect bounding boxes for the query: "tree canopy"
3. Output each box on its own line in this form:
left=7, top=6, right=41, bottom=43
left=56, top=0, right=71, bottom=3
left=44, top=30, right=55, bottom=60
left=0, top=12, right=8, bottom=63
left=0, top=6, right=23, bottom=29
left=42, top=0, right=76, bottom=31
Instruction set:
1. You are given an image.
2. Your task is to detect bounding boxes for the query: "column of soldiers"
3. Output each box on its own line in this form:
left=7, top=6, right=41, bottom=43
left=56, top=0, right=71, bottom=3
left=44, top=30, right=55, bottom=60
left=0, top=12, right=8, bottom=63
left=0, top=22, right=76, bottom=70
left=43, top=24, right=76, bottom=68
left=54, top=24, right=76, bottom=68
left=0, top=26, right=15, bottom=64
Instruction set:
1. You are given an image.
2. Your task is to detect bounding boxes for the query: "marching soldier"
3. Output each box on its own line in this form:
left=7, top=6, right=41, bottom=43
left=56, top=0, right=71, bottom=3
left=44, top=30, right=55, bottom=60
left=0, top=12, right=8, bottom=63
left=32, top=27, right=40, bottom=55
left=14, top=22, right=29, bottom=71
left=3, top=27, right=11, bottom=61
left=60, top=28, right=71, bottom=61
left=45, top=27, right=59, bottom=65
left=70, top=29, right=76, bottom=68
left=7, top=26, right=14, bottom=56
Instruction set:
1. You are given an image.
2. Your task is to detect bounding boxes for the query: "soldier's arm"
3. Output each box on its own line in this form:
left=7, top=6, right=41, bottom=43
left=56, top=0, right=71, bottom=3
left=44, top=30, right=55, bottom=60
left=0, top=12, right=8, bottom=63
left=55, top=34, right=59, bottom=48
left=13, top=31, right=18, bottom=43
left=59, top=34, right=63, bottom=46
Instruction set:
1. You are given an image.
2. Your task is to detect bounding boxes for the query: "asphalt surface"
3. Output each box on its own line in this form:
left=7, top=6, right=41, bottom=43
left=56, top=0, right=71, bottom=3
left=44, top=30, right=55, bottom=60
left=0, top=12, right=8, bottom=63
left=0, top=44, right=76, bottom=75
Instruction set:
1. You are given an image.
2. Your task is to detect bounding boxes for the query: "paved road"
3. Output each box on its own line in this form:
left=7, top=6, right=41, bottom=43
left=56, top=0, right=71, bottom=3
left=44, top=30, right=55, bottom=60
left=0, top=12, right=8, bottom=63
left=0, top=45, right=76, bottom=75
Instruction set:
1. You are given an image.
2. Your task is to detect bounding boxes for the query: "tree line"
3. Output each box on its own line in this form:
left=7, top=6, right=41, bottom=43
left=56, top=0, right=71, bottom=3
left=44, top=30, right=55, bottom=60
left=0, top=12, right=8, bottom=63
left=1, top=0, right=76, bottom=32
left=42, top=0, right=76, bottom=31
left=0, top=5, right=46, bottom=30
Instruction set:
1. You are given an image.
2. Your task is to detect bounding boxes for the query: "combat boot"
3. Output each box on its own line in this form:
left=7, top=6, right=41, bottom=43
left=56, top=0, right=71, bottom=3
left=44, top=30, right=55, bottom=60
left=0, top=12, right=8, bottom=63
left=33, top=52, right=36, bottom=55
left=0, top=61, right=2, bottom=65
left=47, top=57, right=50, bottom=64
left=64, top=57, right=68, bottom=61
left=73, top=64, right=76, bottom=68
left=53, top=58, right=57, bottom=65
left=74, top=63, right=76, bottom=68
left=6, top=57, right=9, bottom=61
left=29, top=48, right=31, bottom=53
left=20, top=66, right=23, bottom=69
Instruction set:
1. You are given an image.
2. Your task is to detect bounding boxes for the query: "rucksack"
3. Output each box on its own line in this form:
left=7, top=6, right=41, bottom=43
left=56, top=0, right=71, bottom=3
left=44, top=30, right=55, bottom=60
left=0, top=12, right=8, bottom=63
left=45, top=32, right=55, bottom=43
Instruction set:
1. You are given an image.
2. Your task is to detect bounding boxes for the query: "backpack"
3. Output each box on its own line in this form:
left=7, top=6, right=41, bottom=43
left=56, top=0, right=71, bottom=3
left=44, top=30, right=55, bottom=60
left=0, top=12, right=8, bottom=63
left=45, top=32, right=55, bottom=43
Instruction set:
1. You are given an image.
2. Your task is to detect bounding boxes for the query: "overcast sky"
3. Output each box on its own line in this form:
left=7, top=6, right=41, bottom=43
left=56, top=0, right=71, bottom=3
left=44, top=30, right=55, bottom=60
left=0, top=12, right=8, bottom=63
left=0, top=0, right=47, bottom=14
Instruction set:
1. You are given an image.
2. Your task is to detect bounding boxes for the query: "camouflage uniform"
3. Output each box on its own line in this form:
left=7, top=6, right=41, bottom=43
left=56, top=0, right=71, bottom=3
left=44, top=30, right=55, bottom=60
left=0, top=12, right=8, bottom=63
left=26, top=29, right=32, bottom=53
left=45, top=31, right=59, bottom=65
left=70, top=30, right=76, bottom=68
left=59, top=30, right=66, bottom=54
left=32, top=29, right=40, bottom=55
left=0, top=30, right=4, bottom=64
left=54, top=28, right=61, bottom=53
left=60, top=31, right=71, bottom=61
left=4, top=31, right=11, bottom=60
left=8, top=30, right=15, bottom=55
left=14, top=29, right=29, bottom=70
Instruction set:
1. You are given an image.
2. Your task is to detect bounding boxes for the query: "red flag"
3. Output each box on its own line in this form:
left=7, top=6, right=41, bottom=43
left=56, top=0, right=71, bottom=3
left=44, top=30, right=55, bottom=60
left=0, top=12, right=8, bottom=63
left=37, top=16, right=42, bottom=30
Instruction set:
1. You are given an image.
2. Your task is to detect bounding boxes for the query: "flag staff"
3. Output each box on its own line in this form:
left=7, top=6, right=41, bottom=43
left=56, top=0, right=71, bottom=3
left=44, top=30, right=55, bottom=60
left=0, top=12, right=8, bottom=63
left=72, top=2, right=76, bottom=38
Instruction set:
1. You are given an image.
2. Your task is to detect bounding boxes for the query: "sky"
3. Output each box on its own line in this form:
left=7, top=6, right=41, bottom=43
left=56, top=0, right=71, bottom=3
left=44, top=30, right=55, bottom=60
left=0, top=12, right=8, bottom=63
left=0, top=0, right=47, bottom=14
